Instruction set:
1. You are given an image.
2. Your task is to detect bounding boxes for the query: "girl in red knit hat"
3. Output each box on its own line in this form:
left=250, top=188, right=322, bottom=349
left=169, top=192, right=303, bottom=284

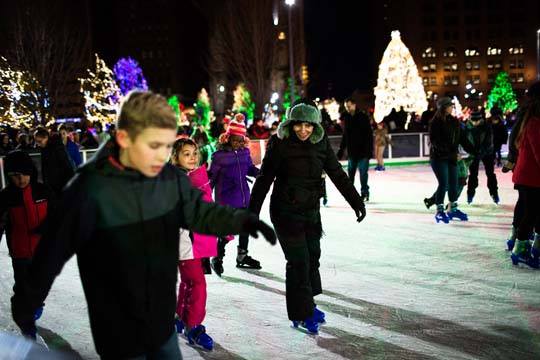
left=208, top=113, right=262, bottom=275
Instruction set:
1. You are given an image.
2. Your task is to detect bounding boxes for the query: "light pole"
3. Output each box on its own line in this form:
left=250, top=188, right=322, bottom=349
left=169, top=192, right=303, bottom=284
left=537, top=29, right=540, bottom=80
left=285, top=0, right=295, bottom=104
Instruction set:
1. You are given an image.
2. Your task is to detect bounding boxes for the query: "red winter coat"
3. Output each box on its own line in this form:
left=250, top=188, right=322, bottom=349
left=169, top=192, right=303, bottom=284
left=0, top=182, right=53, bottom=258
left=513, top=117, right=540, bottom=188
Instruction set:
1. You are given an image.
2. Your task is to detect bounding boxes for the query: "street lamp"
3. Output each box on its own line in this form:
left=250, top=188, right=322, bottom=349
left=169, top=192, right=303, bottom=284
left=285, top=0, right=295, bottom=104
left=537, top=29, right=540, bottom=80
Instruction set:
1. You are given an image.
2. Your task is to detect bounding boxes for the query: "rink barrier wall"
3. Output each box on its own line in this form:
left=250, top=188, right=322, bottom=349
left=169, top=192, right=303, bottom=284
left=0, top=132, right=508, bottom=189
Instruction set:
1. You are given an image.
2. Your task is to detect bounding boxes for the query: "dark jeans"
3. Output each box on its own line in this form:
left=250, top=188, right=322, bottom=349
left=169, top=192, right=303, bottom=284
left=467, top=154, right=498, bottom=197
left=430, top=159, right=458, bottom=205
left=12, top=258, right=32, bottom=294
left=272, top=216, right=322, bottom=321
left=516, top=187, right=540, bottom=240
left=111, top=331, right=182, bottom=360
left=348, top=157, right=370, bottom=196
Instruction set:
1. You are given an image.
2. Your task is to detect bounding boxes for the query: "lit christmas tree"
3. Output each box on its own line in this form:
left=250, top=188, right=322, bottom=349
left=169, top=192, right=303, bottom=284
left=283, top=77, right=300, bottom=113
left=113, top=57, right=148, bottom=95
left=452, top=96, right=463, bottom=119
left=232, top=83, right=255, bottom=120
left=373, top=31, right=428, bottom=123
left=79, top=54, right=121, bottom=124
left=0, top=57, right=52, bottom=127
left=487, top=71, right=518, bottom=113
left=195, top=88, right=211, bottom=129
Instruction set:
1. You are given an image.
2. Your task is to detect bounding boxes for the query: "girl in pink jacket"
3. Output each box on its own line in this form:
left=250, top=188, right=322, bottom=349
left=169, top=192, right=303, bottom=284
left=171, top=138, right=216, bottom=350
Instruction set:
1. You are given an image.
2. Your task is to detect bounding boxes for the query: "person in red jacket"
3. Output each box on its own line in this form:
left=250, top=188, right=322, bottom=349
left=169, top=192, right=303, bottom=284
left=510, top=84, right=540, bottom=267
left=0, top=151, right=55, bottom=321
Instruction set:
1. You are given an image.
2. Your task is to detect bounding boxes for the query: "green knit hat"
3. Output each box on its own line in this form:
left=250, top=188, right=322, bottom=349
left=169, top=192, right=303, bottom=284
left=277, top=102, right=325, bottom=143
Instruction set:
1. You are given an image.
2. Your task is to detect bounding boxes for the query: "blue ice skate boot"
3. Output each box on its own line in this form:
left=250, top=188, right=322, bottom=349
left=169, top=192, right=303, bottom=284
left=34, top=306, right=43, bottom=321
left=529, top=236, right=540, bottom=269
left=447, top=209, right=468, bottom=221
left=511, top=240, right=532, bottom=266
left=435, top=210, right=449, bottom=224
left=313, top=305, right=326, bottom=324
left=467, top=194, right=474, bottom=205
left=491, top=194, right=500, bottom=205
left=506, top=239, right=515, bottom=251
left=292, top=313, right=320, bottom=335
left=187, top=325, right=214, bottom=351
left=174, top=318, right=184, bottom=334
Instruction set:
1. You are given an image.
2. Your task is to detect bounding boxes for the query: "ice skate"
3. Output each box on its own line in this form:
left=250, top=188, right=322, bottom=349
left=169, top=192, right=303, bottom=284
left=186, top=325, right=214, bottom=351
left=210, top=257, right=224, bottom=276
left=292, top=315, right=319, bottom=335
left=447, top=209, right=468, bottom=221
left=467, top=195, right=474, bottom=204
left=34, top=306, right=44, bottom=321
left=175, top=318, right=184, bottom=334
left=236, top=248, right=262, bottom=270
left=529, top=236, right=540, bottom=269
left=423, top=197, right=434, bottom=209
left=491, top=193, right=500, bottom=205
left=511, top=240, right=532, bottom=266
left=435, top=210, right=449, bottom=223
left=313, top=305, right=326, bottom=324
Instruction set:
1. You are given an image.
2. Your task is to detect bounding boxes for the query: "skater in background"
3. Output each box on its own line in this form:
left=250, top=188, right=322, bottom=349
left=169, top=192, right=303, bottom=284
left=428, top=97, right=472, bottom=223
left=508, top=81, right=540, bottom=267
left=0, top=151, right=55, bottom=325
left=249, top=99, right=366, bottom=335
left=11, top=91, right=276, bottom=359
left=464, top=111, right=499, bottom=204
left=373, top=121, right=391, bottom=171
left=490, top=107, right=508, bottom=167
left=171, top=138, right=216, bottom=350
left=337, top=97, right=373, bottom=201
left=209, top=113, right=261, bottom=275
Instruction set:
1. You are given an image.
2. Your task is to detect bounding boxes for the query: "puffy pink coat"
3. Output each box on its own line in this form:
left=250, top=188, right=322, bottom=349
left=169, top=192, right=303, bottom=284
left=513, top=117, right=540, bottom=188
left=179, top=165, right=218, bottom=260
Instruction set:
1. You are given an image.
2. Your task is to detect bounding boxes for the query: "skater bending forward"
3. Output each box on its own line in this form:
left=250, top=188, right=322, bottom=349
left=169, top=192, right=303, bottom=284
left=11, top=91, right=276, bottom=360
left=249, top=99, right=366, bottom=335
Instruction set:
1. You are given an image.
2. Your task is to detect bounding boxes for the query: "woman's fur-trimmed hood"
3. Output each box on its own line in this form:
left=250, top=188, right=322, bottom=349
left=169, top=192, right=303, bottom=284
left=277, top=103, right=325, bottom=144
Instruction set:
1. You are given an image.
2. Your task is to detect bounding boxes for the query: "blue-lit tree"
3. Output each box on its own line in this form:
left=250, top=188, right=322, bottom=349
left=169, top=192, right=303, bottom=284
left=113, top=57, right=148, bottom=95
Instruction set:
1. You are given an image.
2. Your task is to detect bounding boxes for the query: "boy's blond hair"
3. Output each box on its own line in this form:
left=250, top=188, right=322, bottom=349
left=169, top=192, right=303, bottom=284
left=117, top=91, right=177, bottom=139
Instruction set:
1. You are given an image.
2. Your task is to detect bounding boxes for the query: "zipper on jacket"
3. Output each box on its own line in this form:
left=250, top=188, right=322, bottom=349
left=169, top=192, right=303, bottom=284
left=235, top=150, right=247, bottom=207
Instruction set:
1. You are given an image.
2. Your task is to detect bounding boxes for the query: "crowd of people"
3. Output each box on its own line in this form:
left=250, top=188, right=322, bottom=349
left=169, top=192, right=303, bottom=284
left=0, top=84, right=538, bottom=358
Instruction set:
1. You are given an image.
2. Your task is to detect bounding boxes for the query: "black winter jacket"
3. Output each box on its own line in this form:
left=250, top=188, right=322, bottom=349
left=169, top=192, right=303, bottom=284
left=338, top=110, right=373, bottom=159
left=40, top=135, right=75, bottom=194
left=250, top=134, right=364, bottom=222
left=429, top=114, right=472, bottom=163
left=464, top=121, right=495, bottom=159
left=12, top=141, right=255, bottom=358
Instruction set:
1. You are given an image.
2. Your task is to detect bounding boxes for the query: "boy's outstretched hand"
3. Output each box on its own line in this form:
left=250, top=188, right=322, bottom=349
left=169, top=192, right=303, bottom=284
left=243, top=215, right=277, bottom=245
left=355, top=204, right=366, bottom=223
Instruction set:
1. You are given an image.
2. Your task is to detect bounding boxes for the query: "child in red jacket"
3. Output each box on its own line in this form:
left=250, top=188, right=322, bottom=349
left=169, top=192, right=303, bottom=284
left=0, top=151, right=55, bottom=324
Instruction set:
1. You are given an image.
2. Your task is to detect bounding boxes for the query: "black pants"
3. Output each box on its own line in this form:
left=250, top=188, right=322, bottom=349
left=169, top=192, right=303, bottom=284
left=516, top=187, right=540, bottom=240
left=272, top=215, right=322, bottom=321
left=12, top=258, right=32, bottom=293
left=430, top=159, right=458, bottom=205
left=467, top=154, right=498, bottom=198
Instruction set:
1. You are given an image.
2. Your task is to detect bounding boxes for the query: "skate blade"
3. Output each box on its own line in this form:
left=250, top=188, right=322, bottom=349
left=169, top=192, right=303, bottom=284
left=36, top=334, right=49, bottom=350
left=236, top=264, right=262, bottom=270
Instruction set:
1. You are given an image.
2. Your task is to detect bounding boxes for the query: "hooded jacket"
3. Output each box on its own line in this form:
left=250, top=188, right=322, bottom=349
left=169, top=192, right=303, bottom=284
left=12, top=140, right=255, bottom=358
left=464, top=120, right=494, bottom=159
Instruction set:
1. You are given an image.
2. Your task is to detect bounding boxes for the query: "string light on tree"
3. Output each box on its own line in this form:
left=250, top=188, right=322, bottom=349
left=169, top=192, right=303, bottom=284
left=373, top=31, right=428, bottom=123
left=113, top=57, right=148, bottom=95
left=487, top=71, right=518, bottom=113
left=79, top=54, right=121, bottom=124
left=232, top=83, right=255, bottom=120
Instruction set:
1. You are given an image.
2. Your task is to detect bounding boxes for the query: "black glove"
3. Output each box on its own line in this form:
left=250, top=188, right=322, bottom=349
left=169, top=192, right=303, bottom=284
left=336, top=149, right=344, bottom=160
left=243, top=215, right=277, bottom=245
left=11, top=297, right=37, bottom=340
left=502, top=161, right=514, bottom=173
left=354, top=204, right=366, bottom=223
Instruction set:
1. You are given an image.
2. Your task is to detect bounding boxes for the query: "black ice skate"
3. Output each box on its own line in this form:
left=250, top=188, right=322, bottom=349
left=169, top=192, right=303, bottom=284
left=236, top=248, right=262, bottom=269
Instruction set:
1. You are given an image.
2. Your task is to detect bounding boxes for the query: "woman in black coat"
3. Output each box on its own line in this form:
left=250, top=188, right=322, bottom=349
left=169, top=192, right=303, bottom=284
left=249, top=99, right=366, bottom=334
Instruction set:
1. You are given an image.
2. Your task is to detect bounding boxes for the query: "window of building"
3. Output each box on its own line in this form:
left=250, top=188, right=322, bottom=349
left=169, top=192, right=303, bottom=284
left=473, top=61, right=480, bottom=70
left=510, top=73, right=525, bottom=83
left=487, top=61, right=502, bottom=70
left=430, top=77, right=438, bottom=86
left=429, top=63, right=437, bottom=71
left=423, top=77, right=429, bottom=86
left=508, top=46, right=524, bottom=55
left=443, top=47, right=457, bottom=57
left=465, top=62, right=472, bottom=70
left=422, top=47, right=437, bottom=58
left=451, top=63, right=458, bottom=71
left=509, top=59, right=525, bottom=69
left=466, top=75, right=481, bottom=85
left=488, top=74, right=496, bottom=84
left=444, top=76, right=459, bottom=86
left=465, top=48, right=479, bottom=57
left=444, top=63, right=451, bottom=71
left=422, top=64, right=429, bottom=72
left=487, top=47, right=502, bottom=56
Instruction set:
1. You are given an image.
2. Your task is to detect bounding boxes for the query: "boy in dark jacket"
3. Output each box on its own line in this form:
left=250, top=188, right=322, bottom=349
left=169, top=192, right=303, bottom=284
left=11, top=91, right=276, bottom=359
left=0, top=151, right=55, bottom=323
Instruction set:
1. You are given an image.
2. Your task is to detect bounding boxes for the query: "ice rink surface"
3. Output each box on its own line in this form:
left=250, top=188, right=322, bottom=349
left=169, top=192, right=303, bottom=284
left=1, top=164, right=539, bottom=359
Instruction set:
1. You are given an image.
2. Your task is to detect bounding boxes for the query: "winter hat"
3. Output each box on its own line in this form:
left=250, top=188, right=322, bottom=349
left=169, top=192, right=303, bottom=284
left=436, top=97, right=453, bottom=110
left=4, top=150, right=34, bottom=176
left=218, top=113, right=248, bottom=144
left=278, top=100, right=325, bottom=144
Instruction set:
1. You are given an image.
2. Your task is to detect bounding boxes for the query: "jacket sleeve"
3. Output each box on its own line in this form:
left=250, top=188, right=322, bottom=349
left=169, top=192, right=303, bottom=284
left=246, top=150, right=260, bottom=177
left=177, top=172, right=252, bottom=236
left=459, top=127, right=475, bottom=155
left=528, top=121, right=540, bottom=168
left=249, top=136, right=280, bottom=216
left=12, top=175, right=97, bottom=316
left=507, top=110, right=525, bottom=164
left=322, top=137, right=364, bottom=211
left=207, top=152, right=222, bottom=189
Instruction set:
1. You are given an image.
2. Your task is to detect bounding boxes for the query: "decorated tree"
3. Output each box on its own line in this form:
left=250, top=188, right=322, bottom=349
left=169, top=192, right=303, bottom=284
left=79, top=54, right=121, bottom=124
left=283, top=77, right=300, bottom=113
left=0, top=57, right=53, bottom=127
left=195, top=88, right=212, bottom=129
left=232, top=83, right=255, bottom=120
left=373, top=31, right=428, bottom=123
left=168, top=95, right=181, bottom=118
left=113, top=57, right=148, bottom=95
left=487, top=71, right=518, bottom=113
